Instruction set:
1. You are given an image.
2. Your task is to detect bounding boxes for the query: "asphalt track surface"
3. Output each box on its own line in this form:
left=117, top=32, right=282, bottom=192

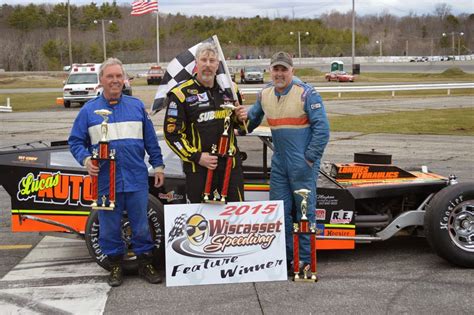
left=0, top=96, right=473, bottom=314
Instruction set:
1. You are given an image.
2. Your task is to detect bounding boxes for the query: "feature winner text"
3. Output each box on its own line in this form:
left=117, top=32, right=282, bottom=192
left=171, top=257, right=284, bottom=278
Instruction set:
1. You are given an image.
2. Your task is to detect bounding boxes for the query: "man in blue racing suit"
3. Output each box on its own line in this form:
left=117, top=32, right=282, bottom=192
left=241, top=51, right=330, bottom=275
left=69, top=58, right=165, bottom=287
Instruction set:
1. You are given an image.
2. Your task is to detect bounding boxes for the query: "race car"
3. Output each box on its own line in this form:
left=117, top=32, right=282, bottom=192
left=325, top=71, right=355, bottom=82
left=0, top=129, right=472, bottom=272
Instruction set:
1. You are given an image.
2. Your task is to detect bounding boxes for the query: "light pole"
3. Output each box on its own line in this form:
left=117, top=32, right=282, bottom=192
left=442, top=31, right=464, bottom=56
left=67, top=0, right=72, bottom=65
left=94, top=19, right=113, bottom=61
left=290, top=31, right=309, bottom=62
left=458, top=32, right=464, bottom=56
left=376, top=40, right=382, bottom=56
left=351, top=0, right=355, bottom=73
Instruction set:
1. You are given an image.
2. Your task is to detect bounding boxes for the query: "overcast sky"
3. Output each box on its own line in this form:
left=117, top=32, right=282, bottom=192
left=2, top=1, right=472, bottom=18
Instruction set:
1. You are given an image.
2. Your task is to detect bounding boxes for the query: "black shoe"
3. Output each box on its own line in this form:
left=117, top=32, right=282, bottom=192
left=139, top=262, right=162, bottom=284
left=138, top=254, right=162, bottom=284
left=107, top=265, right=123, bottom=287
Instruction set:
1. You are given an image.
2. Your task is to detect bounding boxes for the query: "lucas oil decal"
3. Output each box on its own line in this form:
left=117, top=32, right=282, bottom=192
left=16, top=171, right=93, bottom=207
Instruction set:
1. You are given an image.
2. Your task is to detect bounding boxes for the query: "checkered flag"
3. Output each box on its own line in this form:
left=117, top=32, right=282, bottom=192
left=150, top=36, right=234, bottom=114
left=168, top=213, right=187, bottom=243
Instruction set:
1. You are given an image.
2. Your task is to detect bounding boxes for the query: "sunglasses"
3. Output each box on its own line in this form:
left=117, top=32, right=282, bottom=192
left=186, top=221, right=208, bottom=236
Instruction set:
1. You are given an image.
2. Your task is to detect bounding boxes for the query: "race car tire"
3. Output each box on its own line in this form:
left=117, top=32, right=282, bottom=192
left=424, top=182, right=474, bottom=268
left=64, top=101, right=71, bottom=108
left=85, top=194, right=165, bottom=274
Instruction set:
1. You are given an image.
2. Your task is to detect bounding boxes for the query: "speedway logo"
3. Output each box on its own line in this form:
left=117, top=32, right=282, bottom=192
left=164, top=201, right=287, bottom=286
left=16, top=171, right=92, bottom=206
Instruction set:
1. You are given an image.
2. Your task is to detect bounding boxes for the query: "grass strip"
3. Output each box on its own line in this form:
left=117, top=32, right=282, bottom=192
left=329, top=108, right=474, bottom=136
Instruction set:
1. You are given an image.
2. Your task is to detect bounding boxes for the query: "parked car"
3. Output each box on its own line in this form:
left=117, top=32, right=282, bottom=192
left=146, top=66, right=164, bottom=85
left=1, top=129, right=473, bottom=272
left=241, top=66, right=264, bottom=84
left=62, top=63, right=102, bottom=108
left=122, top=74, right=133, bottom=96
left=325, top=71, right=355, bottom=82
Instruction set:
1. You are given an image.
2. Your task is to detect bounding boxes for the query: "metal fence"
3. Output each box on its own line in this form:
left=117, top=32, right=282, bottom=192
left=241, top=83, right=474, bottom=98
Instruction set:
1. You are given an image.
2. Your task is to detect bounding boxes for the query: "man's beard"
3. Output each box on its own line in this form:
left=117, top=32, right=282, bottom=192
left=201, top=72, right=215, bottom=82
left=274, top=79, right=286, bottom=89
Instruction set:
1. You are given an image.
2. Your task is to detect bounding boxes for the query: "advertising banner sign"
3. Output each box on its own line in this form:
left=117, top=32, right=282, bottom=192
left=165, top=200, right=287, bottom=287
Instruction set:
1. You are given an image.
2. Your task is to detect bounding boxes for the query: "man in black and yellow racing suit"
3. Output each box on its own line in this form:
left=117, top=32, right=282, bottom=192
left=163, top=42, right=247, bottom=203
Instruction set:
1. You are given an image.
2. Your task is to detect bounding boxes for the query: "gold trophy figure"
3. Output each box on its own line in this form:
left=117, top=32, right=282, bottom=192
left=90, top=109, right=115, bottom=210
left=293, top=188, right=318, bottom=282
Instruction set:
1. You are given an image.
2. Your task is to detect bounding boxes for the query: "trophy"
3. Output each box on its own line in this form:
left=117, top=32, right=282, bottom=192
left=292, top=188, right=318, bottom=282
left=90, top=109, right=116, bottom=211
left=203, top=104, right=235, bottom=204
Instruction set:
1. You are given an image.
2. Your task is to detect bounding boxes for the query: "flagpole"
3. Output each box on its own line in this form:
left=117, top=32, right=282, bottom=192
left=212, top=35, right=248, bottom=133
left=156, top=12, right=160, bottom=64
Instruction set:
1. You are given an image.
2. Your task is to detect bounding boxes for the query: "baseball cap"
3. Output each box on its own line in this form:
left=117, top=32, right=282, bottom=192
left=270, top=51, right=293, bottom=68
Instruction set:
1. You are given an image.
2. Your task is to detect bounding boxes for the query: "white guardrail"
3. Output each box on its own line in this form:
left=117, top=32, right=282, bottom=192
left=240, top=83, right=474, bottom=98
left=0, top=97, right=12, bottom=112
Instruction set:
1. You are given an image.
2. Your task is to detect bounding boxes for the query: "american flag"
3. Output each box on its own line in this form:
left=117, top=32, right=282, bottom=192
left=151, top=37, right=234, bottom=114
left=131, top=0, right=158, bottom=16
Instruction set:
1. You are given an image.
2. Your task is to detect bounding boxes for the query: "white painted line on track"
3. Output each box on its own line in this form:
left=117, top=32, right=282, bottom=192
left=0, top=236, right=110, bottom=314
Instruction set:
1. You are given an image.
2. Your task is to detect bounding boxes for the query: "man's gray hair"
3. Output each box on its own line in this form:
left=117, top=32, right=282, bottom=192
left=195, top=42, right=219, bottom=60
left=99, top=57, right=125, bottom=77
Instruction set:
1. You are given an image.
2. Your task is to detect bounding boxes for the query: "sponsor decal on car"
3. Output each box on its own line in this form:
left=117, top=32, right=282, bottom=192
left=17, top=155, right=39, bottom=162
left=315, top=208, right=326, bottom=220
left=187, top=89, right=199, bottom=95
left=439, top=194, right=464, bottom=230
left=329, top=210, right=353, bottom=224
left=317, top=194, right=338, bottom=206
left=16, top=171, right=92, bottom=207
left=159, top=190, right=184, bottom=202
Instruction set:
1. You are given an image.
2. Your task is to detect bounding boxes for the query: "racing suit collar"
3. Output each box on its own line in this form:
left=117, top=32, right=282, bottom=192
left=100, top=93, right=123, bottom=107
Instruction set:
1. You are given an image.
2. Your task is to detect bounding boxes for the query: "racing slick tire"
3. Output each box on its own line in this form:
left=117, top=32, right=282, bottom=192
left=424, top=182, right=474, bottom=268
left=64, top=100, right=71, bottom=108
left=85, top=194, right=165, bottom=274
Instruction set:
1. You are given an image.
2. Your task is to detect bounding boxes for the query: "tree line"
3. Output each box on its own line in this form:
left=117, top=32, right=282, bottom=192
left=0, top=2, right=471, bottom=71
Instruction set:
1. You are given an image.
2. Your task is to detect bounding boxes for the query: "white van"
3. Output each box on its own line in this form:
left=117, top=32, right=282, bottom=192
left=63, top=63, right=102, bottom=108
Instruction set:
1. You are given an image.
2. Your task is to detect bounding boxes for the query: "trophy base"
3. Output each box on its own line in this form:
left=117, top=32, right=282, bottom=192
left=92, top=205, right=115, bottom=211
left=293, top=273, right=318, bottom=282
left=204, top=199, right=226, bottom=204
